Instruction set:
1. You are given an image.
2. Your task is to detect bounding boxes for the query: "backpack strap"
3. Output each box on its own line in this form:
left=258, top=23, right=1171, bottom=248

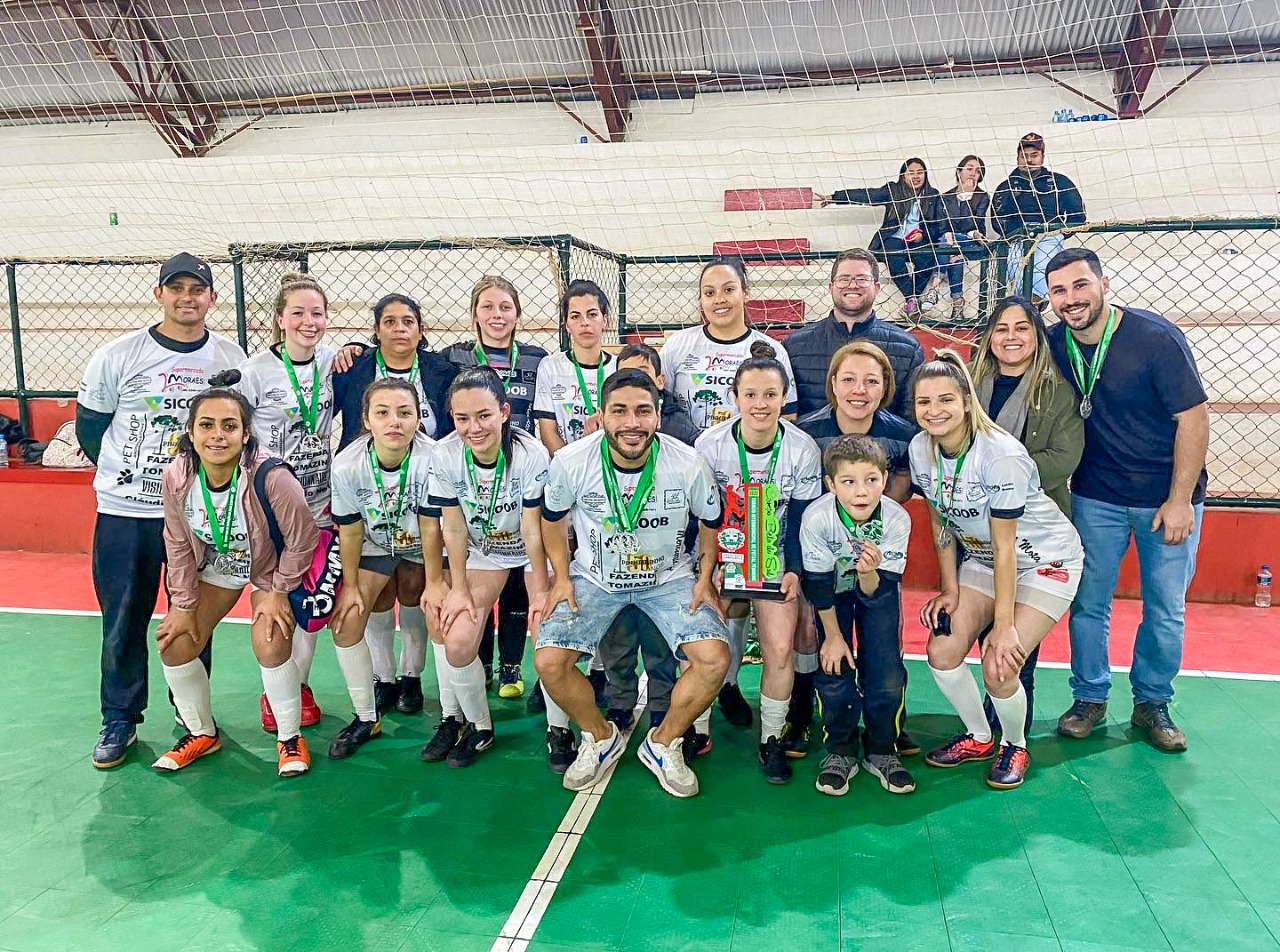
left=253, top=457, right=293, bottom=556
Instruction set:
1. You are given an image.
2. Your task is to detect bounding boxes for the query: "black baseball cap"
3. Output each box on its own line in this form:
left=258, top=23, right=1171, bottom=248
left=1018, top=132, right=1046, bottom=152
left=158, top=252, right=213, bottom=288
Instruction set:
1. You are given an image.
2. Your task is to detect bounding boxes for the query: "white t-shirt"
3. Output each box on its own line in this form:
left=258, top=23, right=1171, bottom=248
left=660, top=326, right=799, bottom=429
left=694, top=417, right=823, bottom=571
left=532, top=350, right=615, bottom=445
left=237, top=344, right=337, bottom=523
left=376, top=364, right=439, bottom=438
left=184, top=473, right=252, bottom=588
left=427, top=427, right=550, bottom=569
left=800, top=494, right=911, bottom=593
left=908, top=428, right=1083, bottom=570
left=543, top=431, right=722, bottom=592
left=331, top=432, right=435, bottom=562
left=77, top=325, right=246, bottom=517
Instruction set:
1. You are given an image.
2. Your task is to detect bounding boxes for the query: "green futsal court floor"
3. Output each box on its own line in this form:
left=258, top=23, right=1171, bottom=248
left=2, top=609, right=1279, bottom=952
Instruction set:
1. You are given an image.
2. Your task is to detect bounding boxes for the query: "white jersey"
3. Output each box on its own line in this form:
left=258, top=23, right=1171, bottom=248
left=184, top=473, right=252, bottom=588
left=237, top=344, right=337, bottom=523
left=532, top=350, right=614, bottom=445
left=694, top=417, right=822, bottom=569
left=908, top=428, right=1083, bottom=570
left=800, top=494, right=911, bottom=594
left=331, top=432, right=435, bottom=562
left=427, top=427, right=550, bottom=569
left=379, top=364, right=440, bottom=438
left=77, top=325, right=246, bottom=517
left=543, top=431, right=722, bottom=592
left=660, top=325, right=799, bottom=429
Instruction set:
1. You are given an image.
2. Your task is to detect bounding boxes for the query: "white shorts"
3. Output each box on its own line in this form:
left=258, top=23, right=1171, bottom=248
left=465, top=545, right=529, bottom=573
left=959, top=556, right=1082, bottom=622
left=198, top=567, right=251, bottom=592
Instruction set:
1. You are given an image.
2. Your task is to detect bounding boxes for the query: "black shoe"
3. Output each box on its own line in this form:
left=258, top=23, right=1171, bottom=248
left=420, top=715, right=463, bottom=762
left=588, top=668, right=609, bottom=709
left=547, top=726, right=578, bottom=775
left=718, top=683, right=753, bottom=728
left=682, top=726, right=711, bottom=763
left=780, top=720, right=811, bottom=759
left=526, top=678, right=547, bottom=714
left=758, top=737, right=793, bottom=784
left=605, top=707, right=635, bottom=732
left=328, top=716, right=382, bottom=759
left=373, top=679, right=400, bottom=716
left=895, top=729, right=923, bottom=757
left=1131, top=701, right=1187, bottom=752
left=446, top=724, right=495, bottom=768
left=396, top=676, right=424, bottom=714
left=92, top=720, right=137, bottom=769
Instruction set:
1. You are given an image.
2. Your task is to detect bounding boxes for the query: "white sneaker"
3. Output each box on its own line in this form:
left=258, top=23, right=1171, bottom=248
left=637, top=729, right=698, bottom=798
left=562, top=724, right=624, bottom=791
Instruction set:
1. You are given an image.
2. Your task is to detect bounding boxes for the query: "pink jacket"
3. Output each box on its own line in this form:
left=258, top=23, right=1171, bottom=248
left=162, top=450, right=319, bottom=610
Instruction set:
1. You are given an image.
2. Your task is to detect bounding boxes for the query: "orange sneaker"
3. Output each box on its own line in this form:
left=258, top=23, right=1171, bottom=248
left=300, top=683, right=322, bottom=727
left=153, top=731, right=222, bottom=771
left=277, top=735, right=311, bottom=776
left=923, top=732, right=997, bottom=768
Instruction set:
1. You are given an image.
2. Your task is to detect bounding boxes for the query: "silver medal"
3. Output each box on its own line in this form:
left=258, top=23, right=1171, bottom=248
left=213, top=552, right=241, bottom=576
left=607, top=532, right=640, bottom=555
left=937, top=527, right=955, bottom=549
left=1079, top=394, right=1093, bottom=420
left=301, top=432, right=325, bottom=453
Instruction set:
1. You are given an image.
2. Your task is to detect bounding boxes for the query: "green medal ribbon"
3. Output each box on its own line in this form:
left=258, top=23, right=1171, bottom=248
left=600, top=437, right=659, bottom=534
left=836, top=500, right=883, bottom=544
left=281, top=347, right=320, bottom=435
left=931, top=441, right=971, bottom=534
left=367, top=441, right=412, bottom=554
left=463, top=446, right=507, bottom=537
left=569, top=349, right=606, bottom=415
left=1063, top=306, right=1118, bottom=410
left=735, top=422, right=783, bottom=487
left=197, top=464, right=240, bottom=554
left=376, top=349, right=419, bottom=382
left=474, top=340, right=519, bottom=391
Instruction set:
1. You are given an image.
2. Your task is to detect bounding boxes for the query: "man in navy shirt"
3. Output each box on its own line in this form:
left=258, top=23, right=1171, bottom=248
left=1044, top=248, right=1209, bottom=752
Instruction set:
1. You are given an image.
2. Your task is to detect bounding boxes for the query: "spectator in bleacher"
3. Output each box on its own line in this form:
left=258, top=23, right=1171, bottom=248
left=815, top=158, right=943, bottom=318
left=992, top=133, right=1086, bottom=306
left=1044, top=248, right=1209, bottom=753
left=76, top=252, right=246, bottom=769
left=782, top=248, right=924, bottom=420
left=937, top=155, right=992, bottom=321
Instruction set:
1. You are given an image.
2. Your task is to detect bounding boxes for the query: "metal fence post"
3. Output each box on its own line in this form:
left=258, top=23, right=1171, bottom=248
left=617, top=256, right=629, bottom=339
left=5, top=262, right=29, bottom=433
left=231, top=253, right=249, bottom=353
left=556, top=236, right=572, bottom=352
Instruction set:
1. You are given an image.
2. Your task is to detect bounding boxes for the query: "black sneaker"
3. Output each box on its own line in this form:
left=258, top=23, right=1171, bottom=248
left=546, top=726, right=578, bottom=775
left=395, top=676, right=424, bottom=714
left=758, top=737, right=793, bottom=784
left=606, top=708, right=635, bottom=732
left=682, top=726, right=712, bottom=763
left=373, top=679, right=400, bottom=716
left=895, top=729, right=923, bottom=757
left=92, top=720, right=137, bottom=769
left=863, top=753, right=917, bottom=794
left=420, top=715, right=463, bottom=763
left=588, top=668, right=609, bottom=709
left=446, top=724, right=495, bottom=768
left=328, top=716, right=382, bottom=759
left=815, top=753, right=858, bottom=796
left=526, top=678, right=547, bottom=714
left=780, top=720, right=811, bottom=759
left=718, top=683, right=753, bottom=728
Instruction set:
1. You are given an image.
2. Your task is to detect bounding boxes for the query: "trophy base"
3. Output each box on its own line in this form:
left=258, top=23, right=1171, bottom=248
left=719, top=581, right=788, bottom=601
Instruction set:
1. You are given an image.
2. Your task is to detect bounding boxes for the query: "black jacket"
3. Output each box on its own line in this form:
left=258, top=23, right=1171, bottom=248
left=830, top=181, right=944, bottom=250
left=782, top=310, right=925, bottom=419
left=991, top=167, right=1086, bottom=236
left=439, top=340, right=547, bottom=435
left=332, top=346, right=456, bottom=450
left=660, top=398, right=700, bottom=446
left=937, top=187, right=991, bottom=239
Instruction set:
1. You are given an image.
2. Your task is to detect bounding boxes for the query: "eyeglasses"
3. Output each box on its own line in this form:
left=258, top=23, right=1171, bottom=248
left=833, top=275, right=875, bottom=288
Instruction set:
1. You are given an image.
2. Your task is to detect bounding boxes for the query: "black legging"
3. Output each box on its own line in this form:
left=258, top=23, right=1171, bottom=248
left=478, top=569, right=529, bottom=668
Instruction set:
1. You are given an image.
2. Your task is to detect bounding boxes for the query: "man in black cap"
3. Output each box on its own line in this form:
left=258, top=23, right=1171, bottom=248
left=77, top=252, right=245, bottom=768
left=992, top=133, right=1086, bottom=304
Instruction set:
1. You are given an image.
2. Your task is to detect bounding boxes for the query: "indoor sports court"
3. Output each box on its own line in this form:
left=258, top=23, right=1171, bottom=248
left=2, top=2, right=1280, bottom=951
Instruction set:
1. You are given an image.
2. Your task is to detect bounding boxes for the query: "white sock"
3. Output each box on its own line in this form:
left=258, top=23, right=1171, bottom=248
left=335, top=640, right=377, bottom=722
left=431, top=642, right=461, bottom=718
left=544, top=678, right=571, bottom=730
left=990, top=683, right=1029, bottom=748
left=793, top=650, right=819, bottom=675
left=694, top=704, right=712, bottom=735
left=929, top=663, right=993, bottom=743
left=163, top=658, right=215, bottom=736
left=366, top=609, right=397, bottom=682
left=398, top=605, right=428, bottom=677
left=290, top=626, right=319, bottom=684
left=760, top=694, right=788, bottom=744
left=724, top=615, right=748, bottom=685
left=449, top=657, right=492, bottom=731
left=260, top=660, right=302, bottom=741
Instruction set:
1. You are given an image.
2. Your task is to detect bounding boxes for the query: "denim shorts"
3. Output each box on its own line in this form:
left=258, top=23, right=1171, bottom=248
left=534, top=573, right=728, bottom=658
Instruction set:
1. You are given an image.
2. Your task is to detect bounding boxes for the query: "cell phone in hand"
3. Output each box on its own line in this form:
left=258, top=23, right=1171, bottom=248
left=932, top=609, right=952, bottom=637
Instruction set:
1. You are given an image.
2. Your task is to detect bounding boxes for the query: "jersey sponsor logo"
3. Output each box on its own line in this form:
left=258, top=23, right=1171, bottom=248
left=942, top=506, right=981, bottom=519
left=157, top=367, right=209, bottom=392
left=121, top=373, right=151, bottom=396
left=687, top=372, right=736, bottom=389
left=551, top=383, right=568, bottom=400
left=264, top=387, right=289, bottom=404
left=143, top=394, right=196, bottom=413
left=664, top=489, right=686, bottom=510
left=581, top=491, right=606, bottom=509
left=1036, top=562, right=1069, bottom=583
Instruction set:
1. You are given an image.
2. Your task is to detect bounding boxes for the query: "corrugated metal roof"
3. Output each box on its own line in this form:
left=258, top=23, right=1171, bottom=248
left=0, top=5, right=128, bottom=108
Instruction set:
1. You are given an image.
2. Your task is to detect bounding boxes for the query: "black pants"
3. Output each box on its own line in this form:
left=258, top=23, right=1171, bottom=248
left=92, top=513, right=211, bottom=725
left=882, top=236, right=938, bottom=300
left=598, top=604, right=676, bottom=715
left=814, top=584, right=905, bottom=758
left=478, top=569, right=529, bottom=668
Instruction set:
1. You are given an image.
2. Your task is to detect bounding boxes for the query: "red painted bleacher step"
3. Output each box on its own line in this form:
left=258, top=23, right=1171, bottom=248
left=712, top=238, right=811, bottom=262
left=724, top=188, right=814, bottom=212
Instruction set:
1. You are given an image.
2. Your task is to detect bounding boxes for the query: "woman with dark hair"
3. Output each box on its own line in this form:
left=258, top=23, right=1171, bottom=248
left=156, top=376, right=318, bottom=776
left=937, top=155, right=992, bottom=320
left=816, top=158, right=943, bottom=318
left=420, top=368, right=551, bottom=768
left=533, top=278, right=615, bottom=454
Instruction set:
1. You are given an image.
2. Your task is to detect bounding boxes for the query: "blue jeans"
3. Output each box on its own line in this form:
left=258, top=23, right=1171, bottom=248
left=1005, top=234, right=1065, bottom=299
left=881, top=236, right=937, bottom=300
left=943, top=235, right=985, bottom=298
left=1068, top=494, right=1203, bottom=705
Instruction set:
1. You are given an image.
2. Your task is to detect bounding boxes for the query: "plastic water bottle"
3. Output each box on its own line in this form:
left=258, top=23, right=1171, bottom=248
left=0, top=434, right=8, bottom=467
left=1256, top=564, right=1273, bottom=608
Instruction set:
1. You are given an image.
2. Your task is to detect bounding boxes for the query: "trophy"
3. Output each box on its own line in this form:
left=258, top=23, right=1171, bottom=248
left=717, top=482, right=786, bottom=600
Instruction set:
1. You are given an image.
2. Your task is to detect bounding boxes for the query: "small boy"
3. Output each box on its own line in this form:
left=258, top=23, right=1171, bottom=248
left=799, top=435, right=913, bottom=796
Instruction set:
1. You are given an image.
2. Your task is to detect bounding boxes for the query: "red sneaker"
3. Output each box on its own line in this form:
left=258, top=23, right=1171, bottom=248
left=259, top=693, right=277, bottom=733
left=986, top=743, right=1030, bottom=789
left=153, top=731, right=222, bottom=771
left=300, top=683, right=322, bottom=727
left=924, top=733, right=997, bottom=768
